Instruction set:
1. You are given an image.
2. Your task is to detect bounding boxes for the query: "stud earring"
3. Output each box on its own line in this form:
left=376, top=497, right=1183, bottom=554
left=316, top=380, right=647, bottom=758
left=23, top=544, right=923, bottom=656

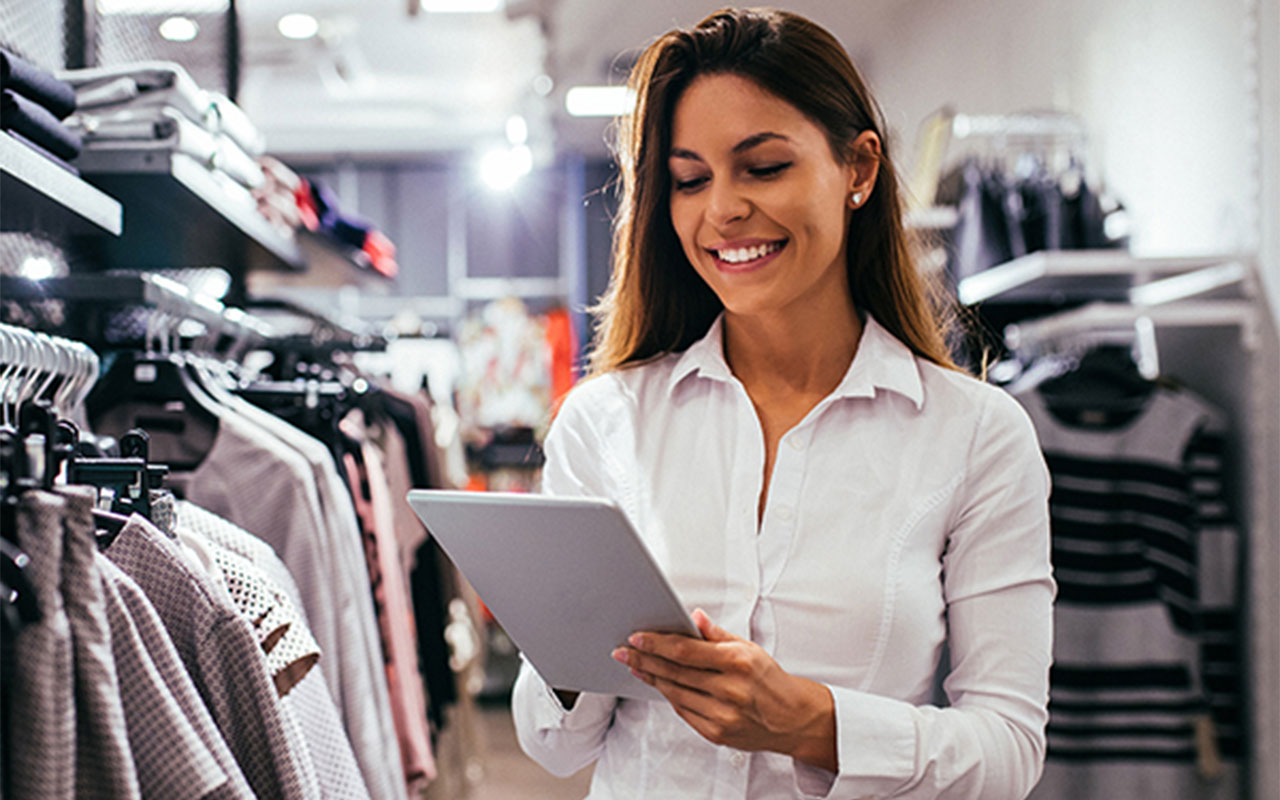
left=850, top=192, right=864, bottom=206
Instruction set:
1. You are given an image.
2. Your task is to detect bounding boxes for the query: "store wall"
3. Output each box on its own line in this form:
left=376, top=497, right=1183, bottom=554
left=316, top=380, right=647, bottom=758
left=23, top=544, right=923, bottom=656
left=859, top=0, right=1255, bottom=261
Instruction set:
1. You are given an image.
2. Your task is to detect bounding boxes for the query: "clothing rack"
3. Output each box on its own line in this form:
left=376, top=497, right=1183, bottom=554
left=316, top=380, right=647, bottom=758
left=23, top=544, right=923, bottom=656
left=0, top=322, right=100, bottom=423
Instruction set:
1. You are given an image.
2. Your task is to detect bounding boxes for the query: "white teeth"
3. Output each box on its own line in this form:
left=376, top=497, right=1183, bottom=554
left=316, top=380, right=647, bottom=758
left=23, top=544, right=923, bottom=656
left=717, top=241, right=782, bottom=263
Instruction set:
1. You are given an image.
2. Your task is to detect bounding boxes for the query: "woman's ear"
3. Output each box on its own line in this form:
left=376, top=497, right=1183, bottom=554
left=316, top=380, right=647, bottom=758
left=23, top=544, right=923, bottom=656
left=846, top=130, right=882, bottom=209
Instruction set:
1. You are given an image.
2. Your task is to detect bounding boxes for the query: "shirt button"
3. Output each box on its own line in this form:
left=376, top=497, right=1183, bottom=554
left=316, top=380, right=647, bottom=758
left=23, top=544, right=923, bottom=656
left=788, top=436, right=805, bottom=451
left=730, top=751, right=747, bottom=768
left=775, top=504, right=794, bottom=521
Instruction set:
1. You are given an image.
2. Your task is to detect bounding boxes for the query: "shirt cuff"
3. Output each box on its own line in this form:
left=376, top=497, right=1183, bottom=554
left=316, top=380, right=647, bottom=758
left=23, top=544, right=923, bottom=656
left=530, top=669, right=617, bottom=732
left=794, top=685, right=918, bottom=798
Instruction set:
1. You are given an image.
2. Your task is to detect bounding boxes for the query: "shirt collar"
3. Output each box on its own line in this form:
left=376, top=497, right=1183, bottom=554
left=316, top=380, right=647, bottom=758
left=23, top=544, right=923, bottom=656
left=667, top=311, right=925, bottom=410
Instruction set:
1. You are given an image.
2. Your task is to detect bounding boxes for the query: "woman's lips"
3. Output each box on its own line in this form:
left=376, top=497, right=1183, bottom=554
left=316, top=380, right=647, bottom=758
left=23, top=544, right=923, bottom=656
left=709, top=239, right=787, bottom=274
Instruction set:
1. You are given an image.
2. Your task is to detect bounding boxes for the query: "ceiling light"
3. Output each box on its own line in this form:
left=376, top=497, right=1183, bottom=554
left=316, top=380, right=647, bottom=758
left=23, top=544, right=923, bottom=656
left=18, top=257, right=55, bottom=281
left=98, top=0, right=226, bottom=14
left=277, top=13, right=319, bottom=40
left=480, top=144, right=532, bottom=191
left=158, top=16, right=199, bottom=41
left=532, top=74, right=554, bottom=97
left=422, top=0, right=502, bottom=12
left=565, top=85, right=635, bottom=117
left=505, top=115, right=528, bottom=145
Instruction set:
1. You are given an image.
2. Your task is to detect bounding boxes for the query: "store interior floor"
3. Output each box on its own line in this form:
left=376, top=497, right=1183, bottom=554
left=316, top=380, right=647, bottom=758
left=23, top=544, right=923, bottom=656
left=468, top=704, right=593, bottom=799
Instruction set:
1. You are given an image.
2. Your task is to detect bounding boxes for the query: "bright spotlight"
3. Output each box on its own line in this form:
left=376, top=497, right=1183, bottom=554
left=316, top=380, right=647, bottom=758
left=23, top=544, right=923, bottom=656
left=278, top=13, right=319, bottom=40
left=158, top=16, right=199, bottom=41
left=18, top=257, right=55, bottom=281
left=505, top=115, right=528, bottom=145
left=480, top=145, right=532, bottom=191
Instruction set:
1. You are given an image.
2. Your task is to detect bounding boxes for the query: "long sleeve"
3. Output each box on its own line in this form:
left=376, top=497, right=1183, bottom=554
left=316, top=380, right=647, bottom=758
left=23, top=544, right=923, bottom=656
left=799, top=389, right=1055, bottom=800
left=510, top=382, right=622, bottom=776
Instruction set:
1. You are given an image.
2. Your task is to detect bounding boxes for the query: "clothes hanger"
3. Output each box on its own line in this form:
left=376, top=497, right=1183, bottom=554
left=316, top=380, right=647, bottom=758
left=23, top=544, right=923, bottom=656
left=85, top=308, right=221, bottom=471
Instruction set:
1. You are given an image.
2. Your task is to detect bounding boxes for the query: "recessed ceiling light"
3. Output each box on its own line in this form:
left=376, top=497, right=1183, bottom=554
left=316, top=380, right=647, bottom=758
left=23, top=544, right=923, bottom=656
left=422, top=0, right=502, bottom=12
left=565, top=86, right=635, bottom=117
left=505, top=115, right=528, bottom=145
left=158, top=16, right=199, bottom=41
left=277, top=12, right=319, bottom=40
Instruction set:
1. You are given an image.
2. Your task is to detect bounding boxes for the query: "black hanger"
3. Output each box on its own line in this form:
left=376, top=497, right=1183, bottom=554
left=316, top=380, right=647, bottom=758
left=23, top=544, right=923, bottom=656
left=85, top=351, right=220, bottom=471
left=67, top=430, right=167, bottom=521
left=92, top=508, right=131, bottom=549
left=1037, top=344, right=1155, bottom=427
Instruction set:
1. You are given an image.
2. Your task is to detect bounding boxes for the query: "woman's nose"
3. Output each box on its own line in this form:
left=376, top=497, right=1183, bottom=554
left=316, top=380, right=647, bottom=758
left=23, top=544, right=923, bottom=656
left=706, top=179, right=750, bottom=226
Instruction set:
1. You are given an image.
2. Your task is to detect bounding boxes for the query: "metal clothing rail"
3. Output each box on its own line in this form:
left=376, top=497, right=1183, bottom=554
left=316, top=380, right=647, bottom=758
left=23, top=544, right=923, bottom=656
left=1004, top=299, right=1262, bottom=354
left=950, top=112, right=1088, bottom=142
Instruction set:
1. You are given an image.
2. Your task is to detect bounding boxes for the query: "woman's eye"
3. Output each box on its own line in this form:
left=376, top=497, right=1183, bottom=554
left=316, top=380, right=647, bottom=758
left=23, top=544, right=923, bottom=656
left=673, top=176, right=708, bottom=191
left=749, top=162, right=792, bottom=178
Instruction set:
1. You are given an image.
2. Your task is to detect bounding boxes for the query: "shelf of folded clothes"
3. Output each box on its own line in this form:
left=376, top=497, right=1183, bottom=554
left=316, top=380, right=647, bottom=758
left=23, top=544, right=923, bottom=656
left=1, top=48, right=123, bottom=235
left=71, top=146, right=306, bottom=272
left=955, top=250, right=1253, bottom=306
left=0, top=130, right=123, bottom=235
left=57, top=61, right=303, bottom=273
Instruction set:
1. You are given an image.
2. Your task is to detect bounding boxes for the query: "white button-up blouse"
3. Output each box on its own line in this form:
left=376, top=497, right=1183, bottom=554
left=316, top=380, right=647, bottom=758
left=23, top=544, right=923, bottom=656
left=512, top=312, right=1055, bottom=799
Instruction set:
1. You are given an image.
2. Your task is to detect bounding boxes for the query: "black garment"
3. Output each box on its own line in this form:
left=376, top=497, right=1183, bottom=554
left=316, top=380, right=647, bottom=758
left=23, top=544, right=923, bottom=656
left=1, top=90, right=82, bottom=160
left=381, top=394, right=458, bottom=731
left=0, top=50, right=76, bottom=120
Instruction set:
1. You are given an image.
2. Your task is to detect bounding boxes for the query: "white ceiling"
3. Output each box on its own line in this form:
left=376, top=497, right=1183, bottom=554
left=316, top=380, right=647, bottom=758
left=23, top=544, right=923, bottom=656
left=234, top=0, right=905, bottom=160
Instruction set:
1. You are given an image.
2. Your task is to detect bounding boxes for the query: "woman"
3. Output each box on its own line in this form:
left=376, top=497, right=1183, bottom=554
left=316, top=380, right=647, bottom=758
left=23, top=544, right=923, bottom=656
left=512, top=7, right=1054, bottom=799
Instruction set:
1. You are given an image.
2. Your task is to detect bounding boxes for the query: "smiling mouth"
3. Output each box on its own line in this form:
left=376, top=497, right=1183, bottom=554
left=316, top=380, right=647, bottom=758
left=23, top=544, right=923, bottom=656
left=708, top=239, right=788, bottom=269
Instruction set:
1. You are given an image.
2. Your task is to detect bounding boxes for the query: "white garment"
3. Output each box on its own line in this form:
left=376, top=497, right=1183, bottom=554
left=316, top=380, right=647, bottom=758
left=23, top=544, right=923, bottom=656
left=512, top=312, right=1056, bottom=799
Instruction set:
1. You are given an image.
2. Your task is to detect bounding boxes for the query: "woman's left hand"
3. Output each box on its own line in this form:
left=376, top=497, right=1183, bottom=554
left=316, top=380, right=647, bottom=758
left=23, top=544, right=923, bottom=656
left=613, top=608, right=838, bottom=771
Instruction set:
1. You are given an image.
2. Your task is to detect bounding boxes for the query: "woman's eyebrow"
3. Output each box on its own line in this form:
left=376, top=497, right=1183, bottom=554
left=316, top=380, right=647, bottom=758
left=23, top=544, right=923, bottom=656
left=669, top=131, right=792, bottom=162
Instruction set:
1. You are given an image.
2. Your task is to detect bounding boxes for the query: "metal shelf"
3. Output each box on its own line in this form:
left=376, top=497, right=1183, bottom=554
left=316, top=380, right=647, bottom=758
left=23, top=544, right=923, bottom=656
left=956, top=250, right=1250, bottom=305
left=0, top=132, right=123, bottom=235
left=72, top=148, right=305, bottom=272
left=0, top=272, right=274, bottom=342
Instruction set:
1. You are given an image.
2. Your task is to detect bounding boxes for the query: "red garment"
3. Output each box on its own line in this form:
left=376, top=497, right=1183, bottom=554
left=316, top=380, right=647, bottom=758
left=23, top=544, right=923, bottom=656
left=543, top=307, right=577, bottom=416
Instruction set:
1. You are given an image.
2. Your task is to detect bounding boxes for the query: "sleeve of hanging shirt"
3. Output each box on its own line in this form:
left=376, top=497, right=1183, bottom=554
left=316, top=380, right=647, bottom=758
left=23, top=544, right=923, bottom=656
left=796, top=388, right=1055, bottom=800
left=511, top=380, right=623, bottom=777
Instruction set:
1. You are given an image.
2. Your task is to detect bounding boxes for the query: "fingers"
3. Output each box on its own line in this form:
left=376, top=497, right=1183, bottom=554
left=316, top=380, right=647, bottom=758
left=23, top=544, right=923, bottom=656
left=626, top=630, right=734, bottom=671
left=692, top=608, right=735, bottom=642
left=615, top=645, right=719, bottom=693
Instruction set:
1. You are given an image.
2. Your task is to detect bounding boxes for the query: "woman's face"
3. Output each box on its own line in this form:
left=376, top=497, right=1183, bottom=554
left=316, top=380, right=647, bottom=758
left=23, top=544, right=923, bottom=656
left=667, top=73, right=866, bottom=321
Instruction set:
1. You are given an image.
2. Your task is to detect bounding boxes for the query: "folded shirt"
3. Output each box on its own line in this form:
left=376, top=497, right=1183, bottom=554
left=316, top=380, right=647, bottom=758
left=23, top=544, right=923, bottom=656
left=1, top=89, right=82, bottom=160
left=0, top=49, right=77, bottom=119
left=58, top=61, right=214, bottom=130
left=68, top=105, right=264, bottom=189
left=209, top=91, right=265, bottom=157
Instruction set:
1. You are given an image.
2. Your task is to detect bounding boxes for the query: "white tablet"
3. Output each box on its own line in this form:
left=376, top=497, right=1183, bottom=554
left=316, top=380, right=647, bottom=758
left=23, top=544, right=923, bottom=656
left=406, top=490, right=700, bottom=702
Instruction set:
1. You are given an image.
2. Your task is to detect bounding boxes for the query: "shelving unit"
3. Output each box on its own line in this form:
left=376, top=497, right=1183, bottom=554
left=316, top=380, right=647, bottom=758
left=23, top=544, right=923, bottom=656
left=0, top=132, right=123, bottom=235
left=71, top=148, right=305, bottom=273
left=0, top=272, right=274, bottom=345
left=956, top=250, right=1251, bottom=305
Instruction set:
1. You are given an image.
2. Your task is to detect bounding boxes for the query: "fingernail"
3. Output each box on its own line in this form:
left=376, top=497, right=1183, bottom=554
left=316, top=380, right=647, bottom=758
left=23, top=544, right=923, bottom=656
left=628, top=634, right=643, bottom=648
left=611, top=648, right=628, bottom=664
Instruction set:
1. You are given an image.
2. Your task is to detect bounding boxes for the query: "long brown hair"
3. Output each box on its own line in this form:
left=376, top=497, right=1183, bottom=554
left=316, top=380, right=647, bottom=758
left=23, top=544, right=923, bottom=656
left=588, top=6, right=962, bottom=375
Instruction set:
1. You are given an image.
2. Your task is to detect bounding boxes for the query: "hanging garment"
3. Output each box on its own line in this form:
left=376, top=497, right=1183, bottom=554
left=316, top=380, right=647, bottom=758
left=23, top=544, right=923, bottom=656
left=379, top=387, right=461, bottom=729
left=214, top=396, right=407, bottom=800
left=341, top=412, right=437, bottom=793
left=1016, top=384, right=1243, bottom=800
left=106, top=397, right=404, bottom=800
left=177, top=500, right=374, bottom=800
left=9, top=491, right=76, bottom=800
left=94, top=552, right=242, bottom=800
left=96, top=552, right=256, bottom=800
left=0, top=49, right=77, bottom=119
left=56, top=487, right=141, bottom=799
left=104, top=515, right=321, bottom=800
